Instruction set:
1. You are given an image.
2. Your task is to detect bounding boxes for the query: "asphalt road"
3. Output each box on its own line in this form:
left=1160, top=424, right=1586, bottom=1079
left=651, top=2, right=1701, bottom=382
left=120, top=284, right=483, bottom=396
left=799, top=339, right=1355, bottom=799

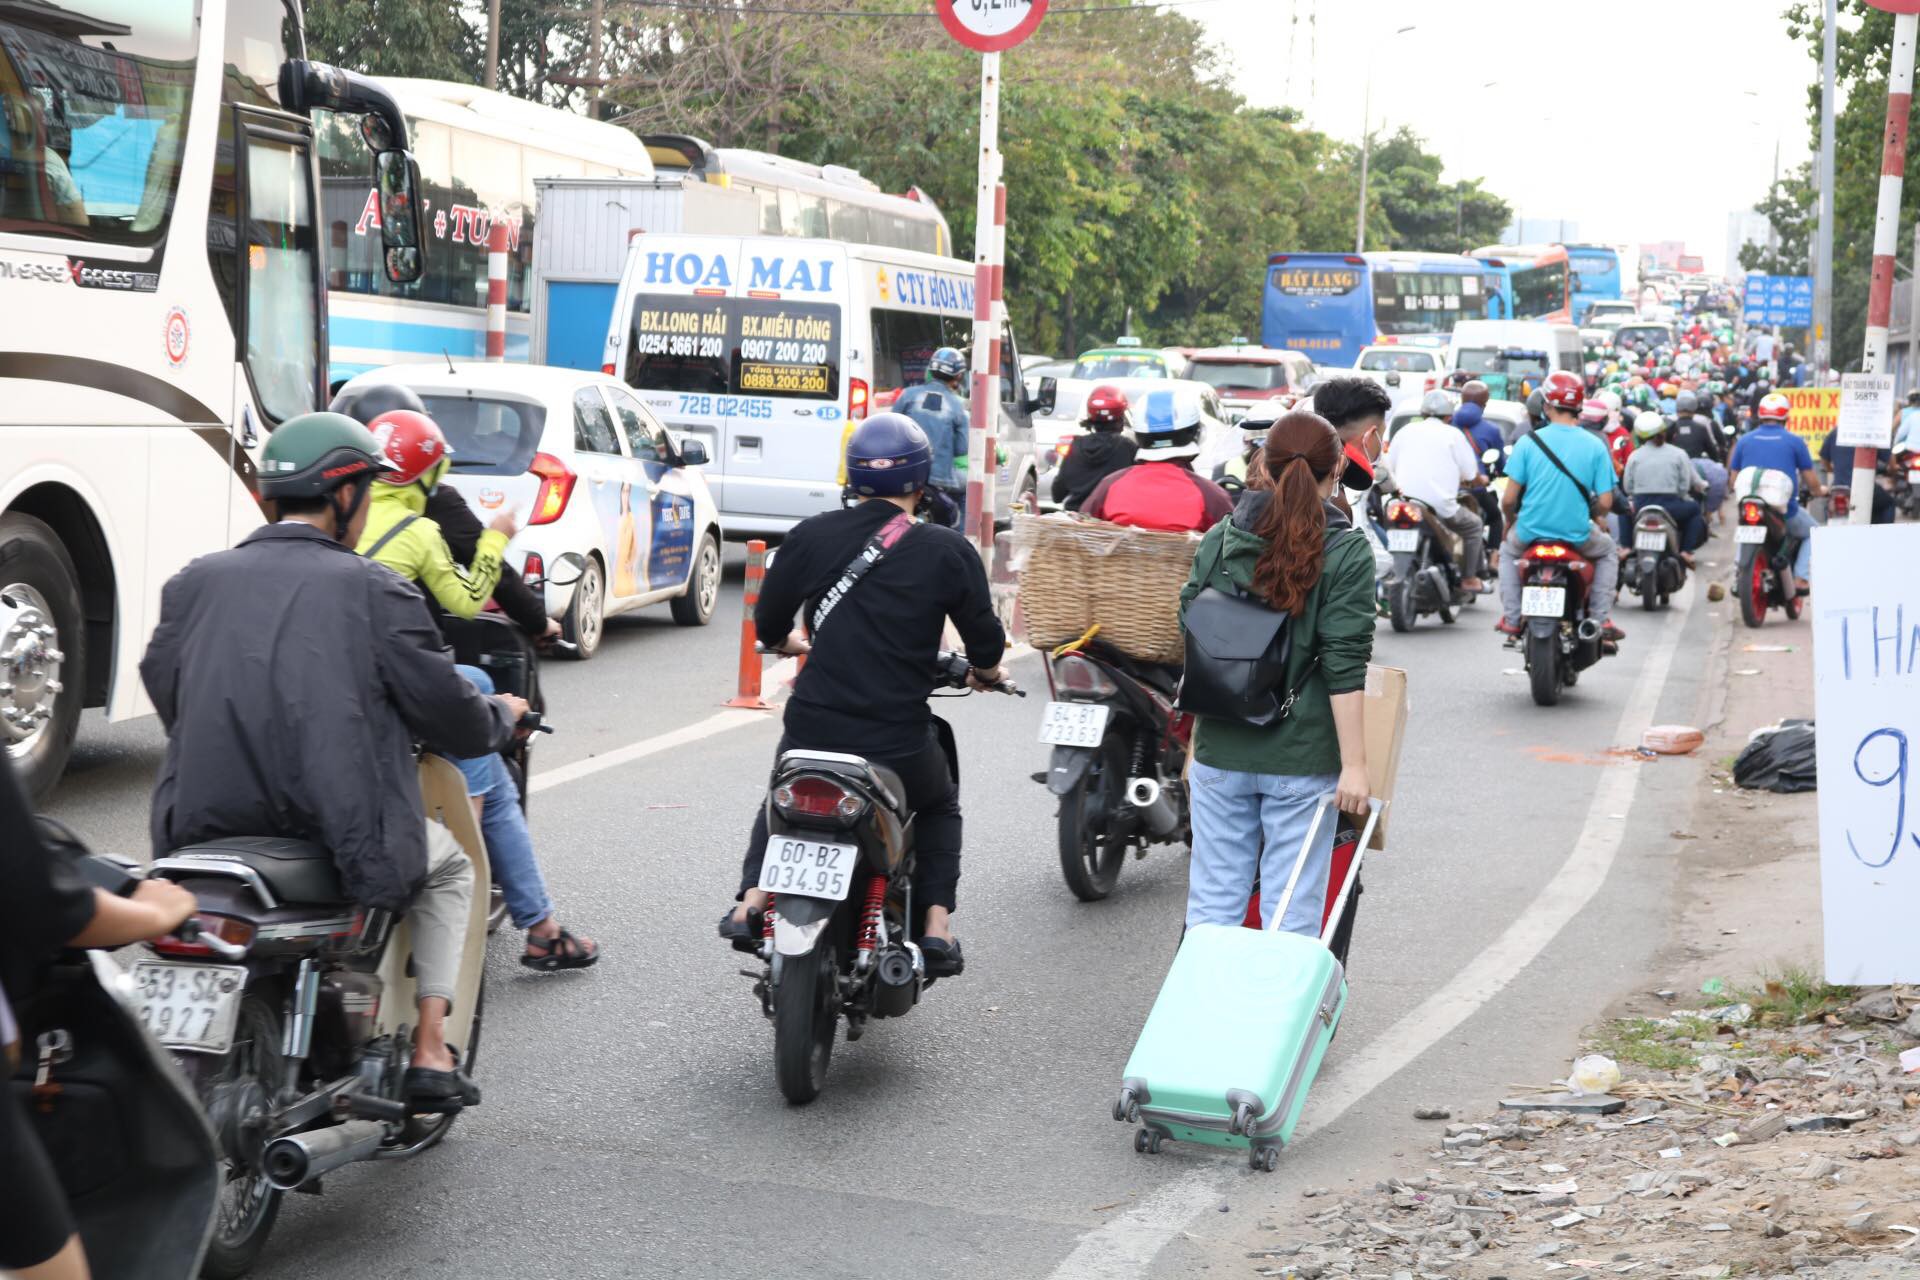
left=43, top=542, right=1725, bottom=1279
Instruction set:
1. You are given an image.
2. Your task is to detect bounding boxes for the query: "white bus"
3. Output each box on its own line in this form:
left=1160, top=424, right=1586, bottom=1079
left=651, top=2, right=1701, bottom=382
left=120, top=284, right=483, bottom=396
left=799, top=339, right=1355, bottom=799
left=602, top=234, right=1039, bottom=537
left=0, top=0, right=429, bottom=796
left=642, top=134, right=952, bottom=259
left=317, top=77, right=655, bottom=390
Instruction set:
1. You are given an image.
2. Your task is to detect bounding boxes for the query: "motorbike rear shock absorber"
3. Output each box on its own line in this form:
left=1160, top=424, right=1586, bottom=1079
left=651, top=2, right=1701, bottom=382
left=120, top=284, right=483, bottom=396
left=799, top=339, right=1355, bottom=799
left=762, top=896, right=777, bottom=940
left=855, top=876, right=887, bottom=960
left=1129, top=729, right=1155, bottom=780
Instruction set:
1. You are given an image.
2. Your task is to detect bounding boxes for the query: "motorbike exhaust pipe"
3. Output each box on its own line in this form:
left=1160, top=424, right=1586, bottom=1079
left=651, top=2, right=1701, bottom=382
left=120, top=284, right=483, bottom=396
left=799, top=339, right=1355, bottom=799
left=871, top=946, right=920, bottom=1019
left=1126, top=776, right=1180, bottom=838
left=262, top=1119, right=386, bottom=1191
left=1576, top=618, right=1602, bottom=643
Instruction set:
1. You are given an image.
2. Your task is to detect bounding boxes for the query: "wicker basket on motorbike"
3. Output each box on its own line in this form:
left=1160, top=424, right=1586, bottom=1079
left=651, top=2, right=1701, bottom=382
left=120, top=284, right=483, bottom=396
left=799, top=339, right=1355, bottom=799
left=1011, top=512, right=1203, bottom=664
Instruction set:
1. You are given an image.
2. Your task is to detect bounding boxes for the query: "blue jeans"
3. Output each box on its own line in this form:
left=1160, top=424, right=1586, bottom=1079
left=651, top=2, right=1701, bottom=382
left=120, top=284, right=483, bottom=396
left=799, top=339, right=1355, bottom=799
left=449, top=665, right=553, bottom=930
left=1786, top=507, right=1815, bottom=581
left=1186, top=761, right=1338, bottom=935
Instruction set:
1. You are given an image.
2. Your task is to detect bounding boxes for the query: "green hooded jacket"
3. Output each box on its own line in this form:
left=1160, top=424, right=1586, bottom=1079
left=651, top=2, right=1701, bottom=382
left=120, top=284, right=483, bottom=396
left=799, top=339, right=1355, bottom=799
left=1177, top=493, right=1376, bottom=777
left=354, top=480, right=506, bottom=620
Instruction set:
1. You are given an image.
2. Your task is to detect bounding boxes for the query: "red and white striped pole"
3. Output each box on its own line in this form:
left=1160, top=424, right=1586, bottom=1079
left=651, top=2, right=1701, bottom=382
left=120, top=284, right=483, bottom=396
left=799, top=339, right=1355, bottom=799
left=485, top=219, right=510, bottom=362
left=965, top=53, right=1005, bottom=564
left=1851, top=9, right=1917, bottom=525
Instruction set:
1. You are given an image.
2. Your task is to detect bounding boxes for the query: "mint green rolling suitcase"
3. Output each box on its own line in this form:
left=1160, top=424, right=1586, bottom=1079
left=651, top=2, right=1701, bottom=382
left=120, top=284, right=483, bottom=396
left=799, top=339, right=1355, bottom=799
left=1115, top=797, right=1379, bottom=1171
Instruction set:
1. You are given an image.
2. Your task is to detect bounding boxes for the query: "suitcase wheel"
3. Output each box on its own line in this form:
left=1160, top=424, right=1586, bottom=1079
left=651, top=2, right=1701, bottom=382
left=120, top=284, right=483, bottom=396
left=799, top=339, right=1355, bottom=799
left=1228, top=1101, right=1255, bottom=1137
left=1113, top=1087, right=1140, bottom=1125
left=1133, top=1128, right=1165, bottom=1155
left=1248, top=1144, right=1279, bottom=1173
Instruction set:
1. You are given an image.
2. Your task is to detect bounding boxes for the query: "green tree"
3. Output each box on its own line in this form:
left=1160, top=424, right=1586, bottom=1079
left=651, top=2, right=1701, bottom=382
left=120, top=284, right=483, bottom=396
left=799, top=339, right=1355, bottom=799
left=302, top=0, right=474, bottom=81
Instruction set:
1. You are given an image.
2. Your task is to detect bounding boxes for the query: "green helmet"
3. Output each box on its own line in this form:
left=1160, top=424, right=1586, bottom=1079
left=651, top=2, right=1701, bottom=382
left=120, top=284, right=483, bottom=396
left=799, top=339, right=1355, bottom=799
left=258, top=412, right=395, bottom=500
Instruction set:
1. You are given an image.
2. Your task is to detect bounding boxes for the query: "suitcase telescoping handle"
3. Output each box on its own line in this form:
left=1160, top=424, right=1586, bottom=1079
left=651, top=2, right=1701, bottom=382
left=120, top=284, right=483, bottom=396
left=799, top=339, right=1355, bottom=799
left=1265, top=795, right=1383, bottom=950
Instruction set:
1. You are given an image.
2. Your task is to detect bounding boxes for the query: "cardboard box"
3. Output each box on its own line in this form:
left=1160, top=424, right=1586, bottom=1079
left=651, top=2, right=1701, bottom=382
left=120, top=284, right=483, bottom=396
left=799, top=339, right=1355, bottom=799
left=1358, top=664, right=1408, bottom=850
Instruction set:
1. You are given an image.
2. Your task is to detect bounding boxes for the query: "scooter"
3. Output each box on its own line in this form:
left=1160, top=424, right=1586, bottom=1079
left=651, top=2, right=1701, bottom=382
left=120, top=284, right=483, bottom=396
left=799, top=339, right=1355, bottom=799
left=749, top=651, right=1020, bottom=1105
left=1622, top=504, right=1688, bottom=611
left=1036, top=630, right=1191, bottom=901
left=135, top=744, right=531, bottom=1277
left=1380, top=493, right=1482, bottom=633
left=1511, top=539, right=1608, bottom=706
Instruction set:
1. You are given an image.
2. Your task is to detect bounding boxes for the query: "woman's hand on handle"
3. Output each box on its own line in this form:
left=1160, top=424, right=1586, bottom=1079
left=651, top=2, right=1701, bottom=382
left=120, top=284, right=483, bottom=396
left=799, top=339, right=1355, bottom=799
left=1335, top=764, right=1371, bottom=816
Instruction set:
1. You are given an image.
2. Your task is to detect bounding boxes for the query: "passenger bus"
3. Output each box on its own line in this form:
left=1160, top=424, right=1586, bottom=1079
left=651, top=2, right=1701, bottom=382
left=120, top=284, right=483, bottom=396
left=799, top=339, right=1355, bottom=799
left=317, top=78, right=656, bottom=389
left=642, top=134, right=953, bottom=259
left=1565, top=243, right=1623, bottom=324
left=1472, top=244, right=1573, bottom=324
left=1261, top=251, right=1502, bottom=369
left=0, top=0, right=429, bottom=796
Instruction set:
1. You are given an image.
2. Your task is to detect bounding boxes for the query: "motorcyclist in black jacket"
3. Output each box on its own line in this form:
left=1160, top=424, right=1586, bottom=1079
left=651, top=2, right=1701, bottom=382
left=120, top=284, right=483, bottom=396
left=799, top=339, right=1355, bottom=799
left=140, top=412, right=522, bottom=1107
left=719, top=413, right=1006, bottom=976
left=1051, top=383, right=1137, bottom=511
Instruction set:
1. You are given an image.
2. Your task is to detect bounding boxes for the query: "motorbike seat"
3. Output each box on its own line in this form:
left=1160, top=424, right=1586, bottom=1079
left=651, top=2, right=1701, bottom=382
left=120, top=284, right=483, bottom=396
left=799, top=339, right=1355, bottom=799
left=162, top=836, right=347, bottom=906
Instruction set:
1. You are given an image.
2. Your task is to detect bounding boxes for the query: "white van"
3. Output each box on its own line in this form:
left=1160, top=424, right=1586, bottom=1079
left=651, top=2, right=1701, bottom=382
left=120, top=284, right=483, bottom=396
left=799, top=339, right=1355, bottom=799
left=601, top=234, right=1039, bottom=537
left=1446, top=320, right=1583, bottom=400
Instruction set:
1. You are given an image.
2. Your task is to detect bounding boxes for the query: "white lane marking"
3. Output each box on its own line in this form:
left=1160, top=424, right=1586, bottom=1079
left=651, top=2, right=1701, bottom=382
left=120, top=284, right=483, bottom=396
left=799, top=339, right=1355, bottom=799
left=1047, top=581, right=1698, bottom=1279
left=528, top=656, right=796, bottom=794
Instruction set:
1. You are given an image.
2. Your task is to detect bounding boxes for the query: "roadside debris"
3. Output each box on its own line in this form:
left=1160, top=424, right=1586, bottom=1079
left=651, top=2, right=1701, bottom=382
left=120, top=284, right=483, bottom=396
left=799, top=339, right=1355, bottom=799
left=1255, top=982, right=1920, bottom=1280
left=1732, top=719, right=1817, bottom=793
left=1641, top=724, right=1705, bottom=755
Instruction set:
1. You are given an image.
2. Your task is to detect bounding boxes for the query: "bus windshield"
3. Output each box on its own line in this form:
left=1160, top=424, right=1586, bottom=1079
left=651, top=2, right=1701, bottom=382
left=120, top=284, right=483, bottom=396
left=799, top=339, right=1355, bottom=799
left=626, top=294, right=842, bottom=400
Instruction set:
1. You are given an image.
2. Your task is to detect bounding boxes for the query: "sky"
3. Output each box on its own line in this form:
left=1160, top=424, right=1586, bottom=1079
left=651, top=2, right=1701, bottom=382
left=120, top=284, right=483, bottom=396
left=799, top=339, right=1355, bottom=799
left=1190, top=0, right=1824, bottom=273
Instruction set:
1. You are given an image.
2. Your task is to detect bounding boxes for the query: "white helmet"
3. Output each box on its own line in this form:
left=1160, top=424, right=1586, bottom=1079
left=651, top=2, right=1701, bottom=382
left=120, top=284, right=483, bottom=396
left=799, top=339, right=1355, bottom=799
left=1134, top=389, right=1205, bottom=460
left=1420, top=388, right=1457, bottom=419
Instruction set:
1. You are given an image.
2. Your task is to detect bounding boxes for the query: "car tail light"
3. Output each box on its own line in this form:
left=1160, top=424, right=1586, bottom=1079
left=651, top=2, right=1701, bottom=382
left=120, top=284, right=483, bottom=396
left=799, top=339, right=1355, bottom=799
left=1740, top=501, right=1765, bottom=526
left=773, top=776, right=865, bottom=820
left=153, top=913, right=254, bottom=959
left=601, top=363, right=616, bottom=376
left=1831, top=489, right=1850, bottom=518
left=529, top=452, right=577, bottom=526
left=849, top=377, right=870, bottom=422
left=1053, top=435, right=1075, bottom=465
left=522, top=551, right=546, bottom=589
left=1052, top=653, right=1119, bottom=699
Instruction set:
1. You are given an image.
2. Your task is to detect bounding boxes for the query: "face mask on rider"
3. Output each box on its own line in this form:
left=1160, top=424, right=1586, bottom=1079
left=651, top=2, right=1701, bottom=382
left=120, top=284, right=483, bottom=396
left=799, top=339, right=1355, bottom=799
left=1339, top=429, right=1378, bottom=493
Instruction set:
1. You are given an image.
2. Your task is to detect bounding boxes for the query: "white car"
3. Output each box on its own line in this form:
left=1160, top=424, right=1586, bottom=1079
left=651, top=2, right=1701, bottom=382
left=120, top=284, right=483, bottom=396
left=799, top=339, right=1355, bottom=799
left=1584, top=300, right=1639, bottom=326
left=1351, top=344, right=1450, bottom=411
left=336, top=363, right=724, bottom=659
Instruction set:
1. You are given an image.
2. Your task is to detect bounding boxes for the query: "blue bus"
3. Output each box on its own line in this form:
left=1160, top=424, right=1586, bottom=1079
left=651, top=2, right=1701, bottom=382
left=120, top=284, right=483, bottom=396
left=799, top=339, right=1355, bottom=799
left=1470, top=244, right=1573, bottom=324
left=1565, top=243, right=1623, bottom=323
left=1260, top=251, right=1503, bottom=368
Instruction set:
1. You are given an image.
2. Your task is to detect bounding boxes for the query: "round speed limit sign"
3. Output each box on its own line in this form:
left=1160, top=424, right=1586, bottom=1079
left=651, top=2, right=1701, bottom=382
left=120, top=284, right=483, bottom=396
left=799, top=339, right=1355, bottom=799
left=937, top=0, right=1049, bottom=52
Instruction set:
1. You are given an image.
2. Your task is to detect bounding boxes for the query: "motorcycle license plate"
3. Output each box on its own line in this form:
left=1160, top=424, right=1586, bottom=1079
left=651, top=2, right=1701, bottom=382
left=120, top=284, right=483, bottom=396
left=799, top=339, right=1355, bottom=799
left=758, top=837, right=858, bottom=901
left=1908, top=469, right=1920, bottom=484
left=1634, top=531, right=1667, bottom=552
left=1386, top=528, right=1421, bottom=552
left=1521, top=585, right=1566, bottom=617
left=1735, top=524, right=1768, bottom=544
left=131, top=961, right=247, bottom=1054
left=1038, top=700, right=1109, bottom=748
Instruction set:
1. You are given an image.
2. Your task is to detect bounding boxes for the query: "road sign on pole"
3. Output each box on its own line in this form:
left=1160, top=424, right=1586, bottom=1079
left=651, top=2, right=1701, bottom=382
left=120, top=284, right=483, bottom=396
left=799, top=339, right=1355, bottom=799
left=939, top=1, right=1048, bottom=561
left=1741, top=274, right=1814, bottom=327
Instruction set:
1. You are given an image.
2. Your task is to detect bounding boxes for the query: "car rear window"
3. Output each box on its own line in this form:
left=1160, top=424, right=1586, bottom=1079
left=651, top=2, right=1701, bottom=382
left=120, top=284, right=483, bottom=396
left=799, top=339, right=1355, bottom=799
left=1358, top=350, right=1435, bottom=372
left=1186, top=360, right=1285, bottom=391
left=419, top=394, right=545, bottom=476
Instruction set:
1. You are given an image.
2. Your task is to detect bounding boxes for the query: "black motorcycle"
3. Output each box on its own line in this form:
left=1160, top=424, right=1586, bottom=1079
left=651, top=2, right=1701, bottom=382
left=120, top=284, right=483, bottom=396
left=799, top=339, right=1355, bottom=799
left=1382, top=495, right=1480, bottom=632
left=1622, top=503, right=1688, bottom=611
left=1734, top=495, right=1806, bottom=628
left=1512, top=539, right=1607, bottom=706
left=750, top=651, right=1019, bottom=1105
left=1038, top=637, right=1190, bottom=901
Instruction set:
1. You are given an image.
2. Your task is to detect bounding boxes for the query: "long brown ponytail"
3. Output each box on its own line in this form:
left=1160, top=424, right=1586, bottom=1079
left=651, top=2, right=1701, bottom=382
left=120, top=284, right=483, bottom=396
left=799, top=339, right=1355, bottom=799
left=1250, top=410, right=1342, bottom=613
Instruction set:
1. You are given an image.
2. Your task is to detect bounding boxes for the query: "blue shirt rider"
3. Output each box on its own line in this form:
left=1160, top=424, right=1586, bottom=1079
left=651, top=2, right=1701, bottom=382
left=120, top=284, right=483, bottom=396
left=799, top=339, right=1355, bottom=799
left=892, top=346, right=971, bottom=527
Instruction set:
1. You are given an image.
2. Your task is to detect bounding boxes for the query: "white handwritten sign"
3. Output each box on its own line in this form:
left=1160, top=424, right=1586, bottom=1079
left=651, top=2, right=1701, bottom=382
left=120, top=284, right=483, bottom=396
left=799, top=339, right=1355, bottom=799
left=1836, top=372, right=1896, bottom=449
left=1814, top=523, right=1920, bottom=981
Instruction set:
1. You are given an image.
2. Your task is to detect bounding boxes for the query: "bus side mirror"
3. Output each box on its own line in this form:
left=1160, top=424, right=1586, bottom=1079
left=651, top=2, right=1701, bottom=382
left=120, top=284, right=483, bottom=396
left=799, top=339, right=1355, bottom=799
left=1031, top=376, right=1058, bottom=417
left=375, top=150, right=426, bottom=284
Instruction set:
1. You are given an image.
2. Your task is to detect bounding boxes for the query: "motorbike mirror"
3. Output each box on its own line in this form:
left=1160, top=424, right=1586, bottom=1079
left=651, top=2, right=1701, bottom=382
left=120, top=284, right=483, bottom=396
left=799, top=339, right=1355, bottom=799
left=547, top=552, right=588, bottom=587
left=761, top=547, right=778, bottom=571
left=1481, top=447, right=1501, bottom=466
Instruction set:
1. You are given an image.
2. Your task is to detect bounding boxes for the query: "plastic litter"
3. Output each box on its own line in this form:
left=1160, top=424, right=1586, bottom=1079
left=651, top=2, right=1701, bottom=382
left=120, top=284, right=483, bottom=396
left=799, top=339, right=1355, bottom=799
left=1641, top=724, right=1705, bottom=755
left=1566, top=1054, right=1622, bottom=1096
left=1733, top=719, right=1816, bottom=793
left=1900, top=1045, right=1920, bottom=1075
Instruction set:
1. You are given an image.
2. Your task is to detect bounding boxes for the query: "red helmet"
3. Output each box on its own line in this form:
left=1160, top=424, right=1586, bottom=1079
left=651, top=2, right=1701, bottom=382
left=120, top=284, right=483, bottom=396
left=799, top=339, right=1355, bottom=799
left=368, top=410, right=452, bottom=485
left=1541, top=370, right=1585, bottom=412
left=1755, top=392, right=1791, bottom=424
left=1082, top=384, right=1129, bottom=428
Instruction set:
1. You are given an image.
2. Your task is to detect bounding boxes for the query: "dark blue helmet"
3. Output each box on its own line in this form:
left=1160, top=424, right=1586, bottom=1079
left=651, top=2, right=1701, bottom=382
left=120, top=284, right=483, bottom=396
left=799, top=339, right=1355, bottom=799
left=845, top=412, right=933, bottom=496
left=927, top=347, right=966, bottom=381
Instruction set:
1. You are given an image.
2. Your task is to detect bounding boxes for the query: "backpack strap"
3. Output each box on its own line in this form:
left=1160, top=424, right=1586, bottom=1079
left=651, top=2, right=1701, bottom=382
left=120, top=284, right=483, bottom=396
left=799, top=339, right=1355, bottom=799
left=362, top=514, right=418, bottom=562
left=1519, top=430, right=1598, bottom=513
left=809, top=512, right=916, bottom=636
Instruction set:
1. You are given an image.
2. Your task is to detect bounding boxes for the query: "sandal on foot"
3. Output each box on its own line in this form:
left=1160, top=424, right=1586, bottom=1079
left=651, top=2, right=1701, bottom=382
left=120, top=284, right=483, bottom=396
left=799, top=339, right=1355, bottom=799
left=718, top=908, right=764, bottom=955
left=918, top=936, right=964, bottom=978
left=521, top=928, right=599, bottom=971
left=405, top=1056, right=480, bottom=1111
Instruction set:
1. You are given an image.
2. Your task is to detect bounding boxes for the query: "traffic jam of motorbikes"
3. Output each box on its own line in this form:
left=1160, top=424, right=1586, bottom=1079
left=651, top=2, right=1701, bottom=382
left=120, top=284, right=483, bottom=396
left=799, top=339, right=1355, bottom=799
left=4, top=1, right=1914, bottom=1278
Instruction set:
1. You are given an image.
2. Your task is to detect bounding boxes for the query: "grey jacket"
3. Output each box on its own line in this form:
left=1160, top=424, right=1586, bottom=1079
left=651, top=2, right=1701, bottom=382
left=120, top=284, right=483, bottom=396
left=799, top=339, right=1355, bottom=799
left=140, top=522, right=512, bottom=912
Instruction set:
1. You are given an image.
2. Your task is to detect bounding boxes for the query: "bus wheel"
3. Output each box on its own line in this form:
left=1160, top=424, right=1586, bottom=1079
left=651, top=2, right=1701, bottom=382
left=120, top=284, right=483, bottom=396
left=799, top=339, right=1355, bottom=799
left=0, top=514, right=85, bottom=800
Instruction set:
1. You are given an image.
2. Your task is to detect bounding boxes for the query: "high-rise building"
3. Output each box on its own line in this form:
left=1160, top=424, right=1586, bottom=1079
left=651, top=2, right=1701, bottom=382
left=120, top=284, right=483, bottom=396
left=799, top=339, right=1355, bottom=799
left=1726, top=208, right=1773, bottom=280
left=1502, top=216, right=1582, bottom=244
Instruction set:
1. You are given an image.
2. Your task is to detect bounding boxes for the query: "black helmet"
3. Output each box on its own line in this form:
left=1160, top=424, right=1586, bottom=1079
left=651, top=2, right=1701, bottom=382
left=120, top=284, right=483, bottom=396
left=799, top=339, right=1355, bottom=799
left=329, top=380, right=428, bottom=428
left=258, top=412, right=396, bottom=500
left=1525, top=387, right=1547, bottom=425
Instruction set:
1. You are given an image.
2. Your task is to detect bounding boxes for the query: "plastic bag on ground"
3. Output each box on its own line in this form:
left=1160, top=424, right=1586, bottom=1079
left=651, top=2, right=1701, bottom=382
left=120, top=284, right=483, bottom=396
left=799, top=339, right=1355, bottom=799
left=1642, top=724, right=1705, bottom=755
left=1566, top=1054, right=1622, bottom=1096
left=1733, top=719, right=1816, bottom=793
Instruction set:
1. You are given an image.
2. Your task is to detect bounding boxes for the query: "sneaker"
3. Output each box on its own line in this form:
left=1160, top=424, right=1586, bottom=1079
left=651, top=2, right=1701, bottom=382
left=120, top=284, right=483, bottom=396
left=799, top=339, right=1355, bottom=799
left=1494, top=617, right=1522, bottom=637
left=1601, top=622, right=1626, bottom=642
